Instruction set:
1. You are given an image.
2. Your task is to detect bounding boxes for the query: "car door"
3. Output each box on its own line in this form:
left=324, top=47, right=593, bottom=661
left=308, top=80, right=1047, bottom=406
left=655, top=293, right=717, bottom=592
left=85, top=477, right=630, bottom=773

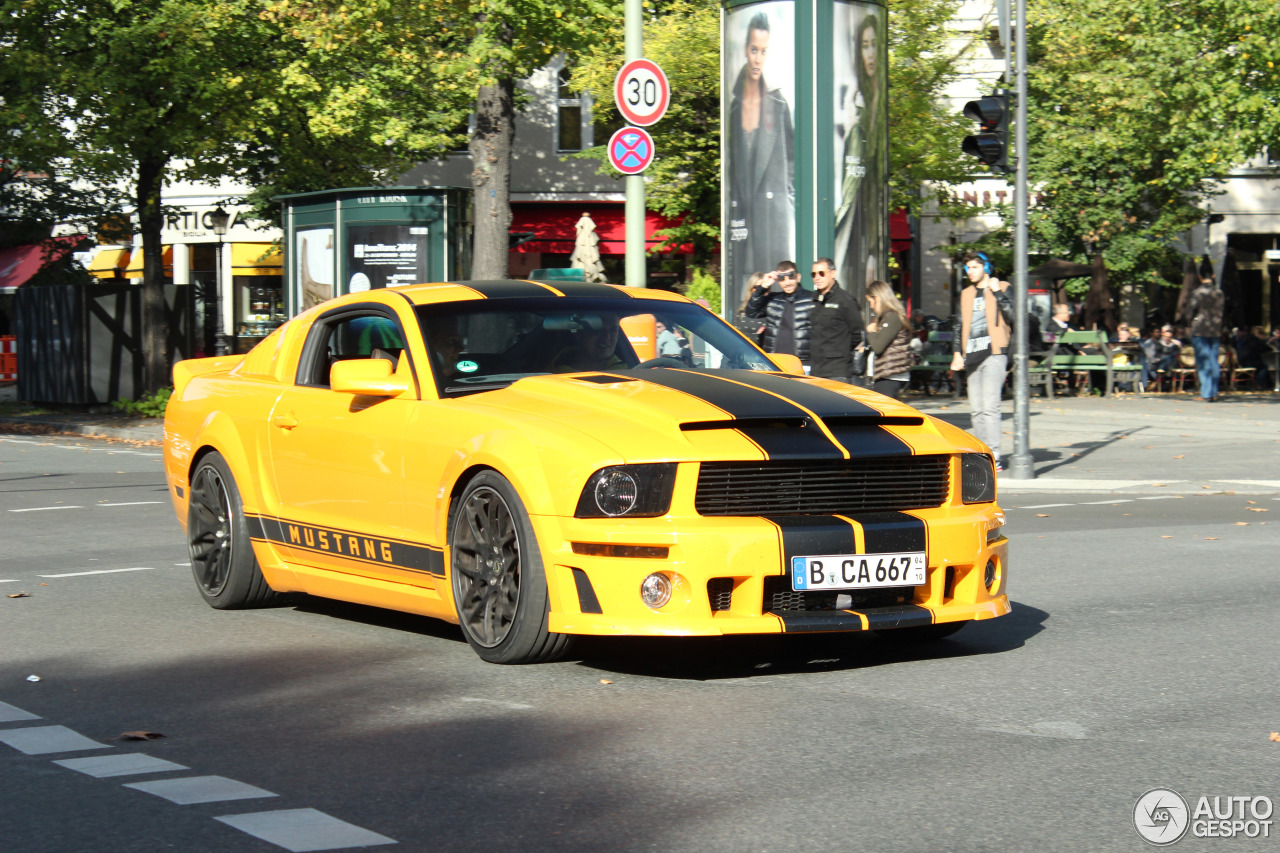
left=265, top=303, right=442, bottom=589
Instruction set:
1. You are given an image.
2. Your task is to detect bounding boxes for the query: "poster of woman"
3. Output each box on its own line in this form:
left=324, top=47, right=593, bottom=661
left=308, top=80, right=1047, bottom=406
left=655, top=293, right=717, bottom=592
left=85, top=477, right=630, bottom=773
left=723, top=3, right=796, bottom=316
left=833, top=3, right=887, bottom=300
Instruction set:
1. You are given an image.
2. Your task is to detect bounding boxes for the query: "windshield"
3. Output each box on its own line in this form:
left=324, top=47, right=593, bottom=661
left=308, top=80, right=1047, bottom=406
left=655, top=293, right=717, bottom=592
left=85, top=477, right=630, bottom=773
left=415, top=297, right=779, bottom=396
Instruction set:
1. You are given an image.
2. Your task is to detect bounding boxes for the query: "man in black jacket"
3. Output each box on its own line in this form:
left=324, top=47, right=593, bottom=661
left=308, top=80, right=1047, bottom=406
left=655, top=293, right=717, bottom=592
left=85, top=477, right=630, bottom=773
left=746, top=260, right=814, bottom=366
left=806, top=257, right=864, bottom=384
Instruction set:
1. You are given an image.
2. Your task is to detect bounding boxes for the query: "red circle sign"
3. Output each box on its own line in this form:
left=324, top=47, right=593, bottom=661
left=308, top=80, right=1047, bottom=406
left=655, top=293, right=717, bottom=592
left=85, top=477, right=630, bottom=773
left=607, top=127, right=655, bottom=175
left=614, top=59, right=670, bottom=127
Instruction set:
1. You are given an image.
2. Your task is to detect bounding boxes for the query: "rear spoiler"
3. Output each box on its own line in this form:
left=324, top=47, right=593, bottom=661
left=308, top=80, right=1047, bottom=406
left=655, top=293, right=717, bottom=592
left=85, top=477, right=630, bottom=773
left=172, top=355, right=243, bottom=397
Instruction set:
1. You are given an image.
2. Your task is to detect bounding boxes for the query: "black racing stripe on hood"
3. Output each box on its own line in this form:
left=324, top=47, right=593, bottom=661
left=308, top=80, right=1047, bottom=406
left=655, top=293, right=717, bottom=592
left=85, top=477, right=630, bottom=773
left=543, top=280, right=632, bottom=298
left=849, top=512, right=927, bottom=553
left=764, top=515, right=857, bottom=562
left=717, top=370, right=915, bottom=458
left=608, top=369, right=843, bottom=459
left=465, top=280, right=559, bottom=298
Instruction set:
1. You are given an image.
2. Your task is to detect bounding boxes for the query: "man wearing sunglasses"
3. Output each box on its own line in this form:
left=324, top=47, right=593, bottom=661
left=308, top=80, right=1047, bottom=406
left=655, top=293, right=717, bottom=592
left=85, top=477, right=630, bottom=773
left=807, top=257, right=865, bottom=385
left=746, top=260, right=813, bottom=367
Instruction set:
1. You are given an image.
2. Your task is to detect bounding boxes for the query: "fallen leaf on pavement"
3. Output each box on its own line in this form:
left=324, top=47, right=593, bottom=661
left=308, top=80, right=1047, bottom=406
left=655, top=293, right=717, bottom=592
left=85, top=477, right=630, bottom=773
left=1036, top=513, right=1051, bottom=518
left=1160, top=535, right=1173, bottom=538
left=1153, top=483, right=1168, bottom=487
left=118, top=731, right=165, bottom=741
left=1204, top=537, right=1219, bottom=541
left=1143, top=445, right=1155, bottom=449
left=1247, top=507, right=1268, bottom=512
left=1173, top=455, right=1185, bottom=459
left=1234, top=522, right=1249, bottom=526
left=7, top=592, right=30, bottom=598
left=1271, top=732, right=1280, bottom=742
left=599, top=679, right=613, bottom=685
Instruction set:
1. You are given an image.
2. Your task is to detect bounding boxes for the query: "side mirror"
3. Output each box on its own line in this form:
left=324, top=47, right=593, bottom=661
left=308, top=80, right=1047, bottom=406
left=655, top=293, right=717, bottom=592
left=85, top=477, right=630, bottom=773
left=769, top=353, right=805, bottom=375
left=330, top=358, right=410, bottom=397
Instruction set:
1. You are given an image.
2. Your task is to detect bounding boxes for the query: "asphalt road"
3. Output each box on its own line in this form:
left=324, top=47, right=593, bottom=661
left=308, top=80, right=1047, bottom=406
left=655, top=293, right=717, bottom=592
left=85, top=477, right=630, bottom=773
left=2, top=433, right=1278, bottom=852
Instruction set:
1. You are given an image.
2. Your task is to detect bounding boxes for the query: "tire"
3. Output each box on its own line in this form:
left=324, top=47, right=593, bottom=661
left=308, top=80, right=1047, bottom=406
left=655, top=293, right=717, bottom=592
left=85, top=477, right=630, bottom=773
left=449, top=472, right=573, bottom=664
left=187, top=451, right=282, bottom=610
left=875, top=621, right=967, bottom=643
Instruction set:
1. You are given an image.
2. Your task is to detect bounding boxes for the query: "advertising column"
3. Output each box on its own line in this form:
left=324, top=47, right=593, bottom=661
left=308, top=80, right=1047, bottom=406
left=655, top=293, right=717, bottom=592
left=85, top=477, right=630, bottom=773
left=722, top=0, right=887, bottom=312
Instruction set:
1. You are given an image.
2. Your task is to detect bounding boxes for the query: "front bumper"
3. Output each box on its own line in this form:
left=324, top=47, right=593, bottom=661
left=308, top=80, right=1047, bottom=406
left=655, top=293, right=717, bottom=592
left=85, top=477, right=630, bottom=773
left=537, top=507, right=1009, bottom=637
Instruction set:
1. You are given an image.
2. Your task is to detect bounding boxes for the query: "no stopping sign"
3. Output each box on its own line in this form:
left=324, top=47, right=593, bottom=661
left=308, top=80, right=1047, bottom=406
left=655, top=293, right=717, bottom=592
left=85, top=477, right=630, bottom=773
left=607, top=127, right=655, bottom=175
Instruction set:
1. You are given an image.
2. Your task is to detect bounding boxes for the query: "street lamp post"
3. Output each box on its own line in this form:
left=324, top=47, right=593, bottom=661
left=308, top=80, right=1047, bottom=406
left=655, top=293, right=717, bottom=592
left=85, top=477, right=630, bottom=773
left=210, top=206, right=230, bottom=355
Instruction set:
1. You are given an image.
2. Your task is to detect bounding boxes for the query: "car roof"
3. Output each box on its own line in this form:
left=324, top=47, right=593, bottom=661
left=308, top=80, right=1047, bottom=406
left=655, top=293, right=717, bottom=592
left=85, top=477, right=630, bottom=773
left=392, top=280, right=695, bottom=307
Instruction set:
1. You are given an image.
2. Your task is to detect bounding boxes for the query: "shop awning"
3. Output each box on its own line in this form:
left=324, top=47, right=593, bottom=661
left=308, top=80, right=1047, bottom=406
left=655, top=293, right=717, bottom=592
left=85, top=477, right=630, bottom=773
left=890, top=210, right=912, bottom=253
left=509, top=203, right=693, bottom=255
left=123, top=246, right=174, bottom=278
left=1, top=236, right=88, bottom=291
left=231, top=243, right=283, bottom=276
left=87, top=247, right=130, bottom=278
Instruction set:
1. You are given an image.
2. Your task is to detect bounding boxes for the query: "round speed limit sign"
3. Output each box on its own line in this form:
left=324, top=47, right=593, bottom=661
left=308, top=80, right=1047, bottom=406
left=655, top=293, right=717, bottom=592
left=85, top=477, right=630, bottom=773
left=614, top=59, right=670, bottom=127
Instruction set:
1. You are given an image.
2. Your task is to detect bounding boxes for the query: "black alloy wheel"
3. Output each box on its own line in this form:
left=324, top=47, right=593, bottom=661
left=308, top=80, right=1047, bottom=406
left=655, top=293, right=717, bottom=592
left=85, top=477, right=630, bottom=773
left=187, top=451, right=280, bottom=609
left=450, top=472, right=572, bottom=664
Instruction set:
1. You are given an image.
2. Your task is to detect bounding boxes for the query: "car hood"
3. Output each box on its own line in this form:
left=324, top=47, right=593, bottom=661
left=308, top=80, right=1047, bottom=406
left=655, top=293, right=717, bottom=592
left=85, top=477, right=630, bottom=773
left=463, top=368, right=975, bottom=464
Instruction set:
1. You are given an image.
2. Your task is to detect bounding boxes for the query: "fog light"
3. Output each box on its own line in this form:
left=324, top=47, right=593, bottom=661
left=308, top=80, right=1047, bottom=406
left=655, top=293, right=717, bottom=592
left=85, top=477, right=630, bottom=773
left=984, top=559, right=997, bottom=591
left=640, top=572, right=672, bottom=608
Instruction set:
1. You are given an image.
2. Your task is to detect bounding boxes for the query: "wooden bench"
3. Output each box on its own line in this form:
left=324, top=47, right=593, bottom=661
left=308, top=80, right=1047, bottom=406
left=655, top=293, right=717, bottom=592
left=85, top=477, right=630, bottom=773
left=909, top=331, right=961, bottom=397
left=1027, top=329, right=1117, bottom=398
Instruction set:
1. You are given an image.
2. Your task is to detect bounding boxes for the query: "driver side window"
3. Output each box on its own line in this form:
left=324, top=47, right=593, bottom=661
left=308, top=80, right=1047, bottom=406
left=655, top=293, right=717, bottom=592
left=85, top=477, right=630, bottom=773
left=301, top=312, right=406, bottom=387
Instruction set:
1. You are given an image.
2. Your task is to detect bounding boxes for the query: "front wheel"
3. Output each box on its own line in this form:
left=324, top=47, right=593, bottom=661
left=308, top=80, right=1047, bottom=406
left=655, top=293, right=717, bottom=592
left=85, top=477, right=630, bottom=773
left=449, top=472, right=573, bottom=664
left=187, top=451, right=281, bottom=609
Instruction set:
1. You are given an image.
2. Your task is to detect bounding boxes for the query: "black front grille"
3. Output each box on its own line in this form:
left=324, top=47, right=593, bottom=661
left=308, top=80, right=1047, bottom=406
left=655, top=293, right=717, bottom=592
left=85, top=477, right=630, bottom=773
left=695, top=456, right=950, bottom=516
left=762, top=577, right=912, bottom=612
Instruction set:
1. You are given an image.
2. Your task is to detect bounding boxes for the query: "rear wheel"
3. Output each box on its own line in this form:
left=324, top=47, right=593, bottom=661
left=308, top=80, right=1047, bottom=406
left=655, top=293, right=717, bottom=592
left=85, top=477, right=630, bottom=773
left=449, top=472, right=572, bottom=664
left=187, top=451, right=281, bottom=609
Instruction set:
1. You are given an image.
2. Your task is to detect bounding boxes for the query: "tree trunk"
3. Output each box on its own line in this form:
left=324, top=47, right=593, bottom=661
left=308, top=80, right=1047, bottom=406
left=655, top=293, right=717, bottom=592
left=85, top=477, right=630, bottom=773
left=136, top=154, right=169, bottom=394
left=469, top=78, right=515, bottom=280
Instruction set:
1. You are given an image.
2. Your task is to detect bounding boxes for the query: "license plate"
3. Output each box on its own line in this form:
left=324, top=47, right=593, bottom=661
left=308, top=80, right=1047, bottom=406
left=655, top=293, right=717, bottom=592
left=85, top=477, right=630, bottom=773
left=791, top=552, right=926, bottom=591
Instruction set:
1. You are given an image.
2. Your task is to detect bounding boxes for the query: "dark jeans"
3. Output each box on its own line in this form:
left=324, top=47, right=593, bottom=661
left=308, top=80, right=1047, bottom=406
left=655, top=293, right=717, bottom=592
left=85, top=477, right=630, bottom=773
left=873, top=378, right=906, bottom=399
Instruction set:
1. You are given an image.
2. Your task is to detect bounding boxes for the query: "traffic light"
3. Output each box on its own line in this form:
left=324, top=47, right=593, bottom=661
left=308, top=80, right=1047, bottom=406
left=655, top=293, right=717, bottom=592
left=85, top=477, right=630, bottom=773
left=961, top=91, right=1011, bottom=173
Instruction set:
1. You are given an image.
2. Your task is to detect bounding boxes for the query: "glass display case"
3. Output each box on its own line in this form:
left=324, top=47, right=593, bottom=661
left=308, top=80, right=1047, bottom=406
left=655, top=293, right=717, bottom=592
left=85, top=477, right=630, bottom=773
left=233, top=275, right=285, bottom=353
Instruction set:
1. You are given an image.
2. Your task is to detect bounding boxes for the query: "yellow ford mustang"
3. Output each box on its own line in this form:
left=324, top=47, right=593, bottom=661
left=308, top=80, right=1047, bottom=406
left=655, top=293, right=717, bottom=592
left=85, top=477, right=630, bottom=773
left=164, top=280, right=1008, bottom=663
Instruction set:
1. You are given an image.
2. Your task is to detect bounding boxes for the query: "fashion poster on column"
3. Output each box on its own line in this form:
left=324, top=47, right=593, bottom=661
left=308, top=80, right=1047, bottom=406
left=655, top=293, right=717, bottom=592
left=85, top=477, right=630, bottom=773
left=723, top=1, right=796, bottom=317
left=833, top=0, right=888, bottom=302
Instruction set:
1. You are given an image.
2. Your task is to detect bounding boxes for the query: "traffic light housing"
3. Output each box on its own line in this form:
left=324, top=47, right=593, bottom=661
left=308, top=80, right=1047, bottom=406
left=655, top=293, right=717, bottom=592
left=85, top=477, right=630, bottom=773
left=962, top=91, right=1011, bottom=173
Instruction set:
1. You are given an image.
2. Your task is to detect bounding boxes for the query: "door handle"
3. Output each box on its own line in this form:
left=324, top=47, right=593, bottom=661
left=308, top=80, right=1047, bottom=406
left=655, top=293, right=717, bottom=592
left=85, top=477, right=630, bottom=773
left=271, top=413, right=299, bottom=430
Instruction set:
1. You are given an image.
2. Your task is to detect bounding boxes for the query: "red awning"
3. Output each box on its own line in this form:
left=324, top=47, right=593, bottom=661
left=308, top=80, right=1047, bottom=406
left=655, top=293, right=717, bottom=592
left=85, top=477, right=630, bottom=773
left=509, top=203, right=692, bottom=255
left=0, top=235, right=87, bottom=292
left=890, top=209, right=912, bottom=253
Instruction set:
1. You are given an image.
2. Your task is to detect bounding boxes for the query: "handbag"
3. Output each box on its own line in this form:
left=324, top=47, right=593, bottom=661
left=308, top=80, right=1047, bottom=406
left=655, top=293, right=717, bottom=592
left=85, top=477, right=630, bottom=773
left=851, top=348, right=868, bottom=377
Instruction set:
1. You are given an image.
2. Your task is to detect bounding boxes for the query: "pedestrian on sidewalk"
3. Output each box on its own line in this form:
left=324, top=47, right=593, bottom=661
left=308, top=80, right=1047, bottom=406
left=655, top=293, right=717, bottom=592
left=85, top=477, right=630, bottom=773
left=808, top=257, right=865, bottom=384
left=746, top=260, right=814, bottom=368
left=1183, top=272, right=1224, bottom=402
left=949, top=252, right=1014, bottom=470
left=861, top=280, right=913, bottom=399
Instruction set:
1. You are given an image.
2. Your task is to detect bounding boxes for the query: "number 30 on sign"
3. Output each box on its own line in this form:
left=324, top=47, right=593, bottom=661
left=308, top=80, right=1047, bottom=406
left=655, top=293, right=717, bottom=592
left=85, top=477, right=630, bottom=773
left=614, top=58, right=670, bottom=127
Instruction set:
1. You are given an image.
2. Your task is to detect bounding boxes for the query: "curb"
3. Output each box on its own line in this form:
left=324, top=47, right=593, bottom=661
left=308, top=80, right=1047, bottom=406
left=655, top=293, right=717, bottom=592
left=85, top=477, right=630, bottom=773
left=0, top=417, right=163, bottom=446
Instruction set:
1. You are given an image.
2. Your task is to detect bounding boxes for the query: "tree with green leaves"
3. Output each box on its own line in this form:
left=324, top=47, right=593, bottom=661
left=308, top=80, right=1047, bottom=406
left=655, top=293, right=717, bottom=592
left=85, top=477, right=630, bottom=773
left=1025, top=0, right=1280, bottom=297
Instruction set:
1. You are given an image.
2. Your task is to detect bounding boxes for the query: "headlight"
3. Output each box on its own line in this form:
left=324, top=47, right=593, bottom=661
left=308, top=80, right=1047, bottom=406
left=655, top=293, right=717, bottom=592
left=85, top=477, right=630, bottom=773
left=961, top=453, right=996, bottom=504
left=575, top=464, right=677, bottom=518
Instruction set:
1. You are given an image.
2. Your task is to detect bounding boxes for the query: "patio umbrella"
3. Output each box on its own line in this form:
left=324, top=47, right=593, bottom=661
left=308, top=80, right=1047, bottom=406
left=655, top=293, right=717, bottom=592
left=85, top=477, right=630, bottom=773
left=1175, top=256, right=1199, bottom=325
left=1082, top=253, right=1115, bottom=331
left=570, top=212, right=605, bottom=283
left=1028, top=258, right=1094, bottom=303
left=1220, top=249, right=1245, bottom=331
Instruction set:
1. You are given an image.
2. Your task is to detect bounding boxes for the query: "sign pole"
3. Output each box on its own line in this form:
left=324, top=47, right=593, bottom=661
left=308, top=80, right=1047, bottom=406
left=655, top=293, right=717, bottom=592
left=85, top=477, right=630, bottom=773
left=624, top=0, right=645, bottom=287
left=1008, top=0, right=1035, bottom=479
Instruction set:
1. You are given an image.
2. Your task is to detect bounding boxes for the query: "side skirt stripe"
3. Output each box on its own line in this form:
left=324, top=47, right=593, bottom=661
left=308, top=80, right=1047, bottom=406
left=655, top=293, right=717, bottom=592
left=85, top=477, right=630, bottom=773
left=246, top=515, right=445, bottom=577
